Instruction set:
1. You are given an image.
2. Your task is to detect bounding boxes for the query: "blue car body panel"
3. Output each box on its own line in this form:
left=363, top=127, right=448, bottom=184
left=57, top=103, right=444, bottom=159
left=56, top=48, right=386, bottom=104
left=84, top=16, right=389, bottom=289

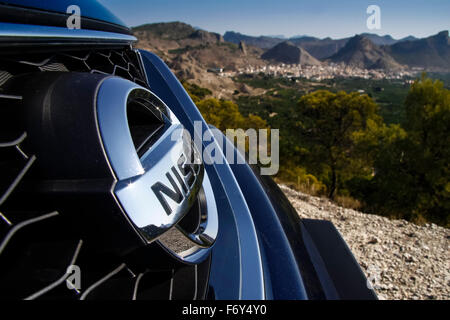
left=138, top=51, right=266, bottom=300
left=0, top=0, right=126, bottom=27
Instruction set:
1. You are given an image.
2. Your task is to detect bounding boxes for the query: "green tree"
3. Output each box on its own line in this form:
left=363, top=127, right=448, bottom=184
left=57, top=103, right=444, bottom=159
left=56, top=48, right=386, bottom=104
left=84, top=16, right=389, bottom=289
left=356, top=75, right=450, bottom=226
left=182, top=81, right=212, bottom=103
left=296, top=90, right=383, bottom=199
left=183, top=81, right=267, bottom=132
left=197, top=98, right=244, bottom=131
left=401, top=76, right=449, bottom=224
left=350, top=122, right=411, bottom=217
left=196, top=98, right=267, bottom=132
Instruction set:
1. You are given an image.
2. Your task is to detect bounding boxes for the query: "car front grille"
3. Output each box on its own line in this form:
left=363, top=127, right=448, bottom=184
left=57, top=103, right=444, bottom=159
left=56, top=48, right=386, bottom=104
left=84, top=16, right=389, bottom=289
left=0, top=46, right=210, bottom=300
left=0, top=48, right=148, bottom=89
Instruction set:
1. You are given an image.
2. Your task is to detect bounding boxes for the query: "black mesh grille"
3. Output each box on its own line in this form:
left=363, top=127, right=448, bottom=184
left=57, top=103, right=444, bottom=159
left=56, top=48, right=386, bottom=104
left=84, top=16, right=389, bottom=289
left=0, top=47, right=211, bottom=300
left=0, top=48, right=148, bottom=89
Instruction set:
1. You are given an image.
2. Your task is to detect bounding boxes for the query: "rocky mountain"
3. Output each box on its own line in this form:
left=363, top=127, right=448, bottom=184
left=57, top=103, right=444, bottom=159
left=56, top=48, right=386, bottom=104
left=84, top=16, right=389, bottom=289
left=384, top=31, right=450, bottom=71
left=224, top=31, right=284, bottom=49
left=225, top=31, right=348, bottom=59
left=399, top=35, right=418, bottom=42
left=359, top=33, right=420, bottom=46
left=133, top=22, right=225, bottom=48
left=360, top=33, right=398, bottom=46
left=133, top=22, right=198, bottom=40
left=133, top=22, right=266, bottom=99
left=189, top=29, right=225, bottom=43
left=261, top=41, right=322, bottom=65
left=290, top=37, right=349, bottom=60
left=134, top=22, right=449, bottom=91
left=328, top=35, right=403, bottom=70
left=224, top=32, right=439, bottom=63
left=133, top=22, right=264, bottom=69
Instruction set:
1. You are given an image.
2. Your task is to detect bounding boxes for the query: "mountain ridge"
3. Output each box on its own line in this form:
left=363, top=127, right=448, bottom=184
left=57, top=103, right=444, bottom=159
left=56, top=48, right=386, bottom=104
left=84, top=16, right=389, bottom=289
left=261, top=41, right=322, bottom=65
left=133, top=22, right=267, bottom=100
left=133, top=22, right=450, bottom=75
left=328, top=35, right=403, bottom=70
left=384, top=31, right=450, bottom=71
left=224, top=30, right=449, bottom=68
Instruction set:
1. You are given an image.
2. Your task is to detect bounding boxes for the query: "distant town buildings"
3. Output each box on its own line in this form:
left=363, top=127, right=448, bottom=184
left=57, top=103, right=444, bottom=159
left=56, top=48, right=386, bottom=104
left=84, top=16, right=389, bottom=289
left=214, top=62, right=418, bottom=81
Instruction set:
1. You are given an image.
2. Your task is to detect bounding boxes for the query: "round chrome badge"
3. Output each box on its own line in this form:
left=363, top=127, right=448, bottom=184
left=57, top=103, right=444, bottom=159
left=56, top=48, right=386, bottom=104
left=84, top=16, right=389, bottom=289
left=96, top=77, right=218, bottom=263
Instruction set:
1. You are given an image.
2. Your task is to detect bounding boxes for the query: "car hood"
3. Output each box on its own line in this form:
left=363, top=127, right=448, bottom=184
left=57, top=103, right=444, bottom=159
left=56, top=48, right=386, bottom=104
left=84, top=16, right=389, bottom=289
left=0, top=0, right=126, bottom=28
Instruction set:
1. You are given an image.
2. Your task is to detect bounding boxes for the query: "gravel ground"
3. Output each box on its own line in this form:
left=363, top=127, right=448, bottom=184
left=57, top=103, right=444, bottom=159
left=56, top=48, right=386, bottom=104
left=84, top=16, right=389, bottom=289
left=280, top=185, right=450, bottom=300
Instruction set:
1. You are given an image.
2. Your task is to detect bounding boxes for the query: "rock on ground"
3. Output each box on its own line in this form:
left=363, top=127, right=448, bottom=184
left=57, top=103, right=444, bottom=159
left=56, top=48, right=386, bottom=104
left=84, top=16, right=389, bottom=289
left=280, top=185, right=450, bottom=300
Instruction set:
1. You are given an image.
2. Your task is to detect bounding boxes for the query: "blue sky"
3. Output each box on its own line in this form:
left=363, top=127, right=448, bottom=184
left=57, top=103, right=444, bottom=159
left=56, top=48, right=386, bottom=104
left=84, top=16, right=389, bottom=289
left=100, top=0, right=449, bottom=39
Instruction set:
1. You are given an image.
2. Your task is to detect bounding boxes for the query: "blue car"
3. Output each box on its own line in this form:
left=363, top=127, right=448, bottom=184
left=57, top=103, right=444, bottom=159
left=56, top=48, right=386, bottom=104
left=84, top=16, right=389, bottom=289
left=0, top=0, right=377, bottom=300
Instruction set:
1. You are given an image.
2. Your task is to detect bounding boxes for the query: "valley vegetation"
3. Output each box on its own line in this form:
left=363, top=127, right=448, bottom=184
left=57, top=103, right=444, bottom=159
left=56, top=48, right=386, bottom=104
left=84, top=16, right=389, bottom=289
left=184, top=76, right=450, bottom=227
left=133, top=22, right=449, bottom=226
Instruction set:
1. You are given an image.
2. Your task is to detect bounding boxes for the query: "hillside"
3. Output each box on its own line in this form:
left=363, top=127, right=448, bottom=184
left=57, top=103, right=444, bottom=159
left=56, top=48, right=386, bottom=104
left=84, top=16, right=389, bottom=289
left=134, top=22, right=449, bottom=94
left=360, top=33, right=398, bottom=46
left=290, top=37, right=348, bottom=60
left=384, top=31, right=450, bottom=71
left=133, top=22, right=228, bottom=57
left=261, top=41, right=322, bottom=65
left=360, top=33, right=417, bottom=45
left=224, top=31, right=446, bottom=69
left=280, top=185, right=450, bottom=300
left=133, top=22, right=199, bottom=40
left=225, top=31, right=348, bottom=59
left=133, top=22, right=266, bottom=99
left=328, top=35, right=403, bottom=70
left=224, top=31, right=284, bottom=49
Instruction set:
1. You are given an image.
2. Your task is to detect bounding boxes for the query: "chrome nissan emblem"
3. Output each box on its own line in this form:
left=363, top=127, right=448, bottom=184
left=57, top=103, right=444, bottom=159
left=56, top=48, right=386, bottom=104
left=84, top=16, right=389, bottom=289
left=95, top=77, right=218, bottom=260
